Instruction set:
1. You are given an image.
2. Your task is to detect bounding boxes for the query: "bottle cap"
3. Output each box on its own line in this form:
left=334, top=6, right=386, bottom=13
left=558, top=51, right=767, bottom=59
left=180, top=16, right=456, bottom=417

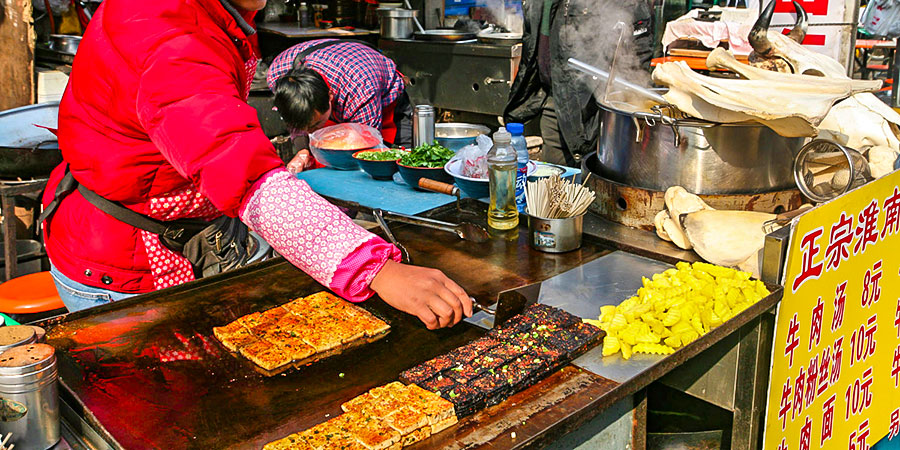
left=506, top=123, right=524, bottom=135
left=493, top=130, right=511, bottom=143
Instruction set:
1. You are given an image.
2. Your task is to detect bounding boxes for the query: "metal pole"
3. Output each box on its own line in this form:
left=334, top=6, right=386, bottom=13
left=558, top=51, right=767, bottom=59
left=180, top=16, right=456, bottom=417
left=892, top=43, right=900, bottom=108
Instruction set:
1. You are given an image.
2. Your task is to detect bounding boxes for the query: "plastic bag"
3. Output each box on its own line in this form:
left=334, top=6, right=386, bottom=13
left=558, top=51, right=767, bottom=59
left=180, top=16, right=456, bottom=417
left=309, top=123, right=383, bottom=151
left=458, top=134, right=493, bottom=179
left=862, top=0, right=900, bottom=38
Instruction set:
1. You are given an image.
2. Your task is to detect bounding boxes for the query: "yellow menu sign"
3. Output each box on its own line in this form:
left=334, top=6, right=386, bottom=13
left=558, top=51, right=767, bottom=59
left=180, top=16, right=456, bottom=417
left=764, top=171, right=900, bottom=450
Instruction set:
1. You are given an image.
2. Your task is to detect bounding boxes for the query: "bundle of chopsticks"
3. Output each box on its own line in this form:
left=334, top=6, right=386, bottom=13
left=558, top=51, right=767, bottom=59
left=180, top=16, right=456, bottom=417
left=0, top=432, right=13, bottom=450
left=525, top=174, right=595, bottom=219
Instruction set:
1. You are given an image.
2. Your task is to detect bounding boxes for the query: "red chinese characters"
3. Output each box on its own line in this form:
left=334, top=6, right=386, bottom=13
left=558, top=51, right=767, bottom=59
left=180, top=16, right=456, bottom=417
left=832, top=337, right=844, bottom=386
left=826, top=213, right=854, bottom=272
left=892, top=345, right=900, bottom=388
left=850, top=315, right=877, bottom=366
left=833, top=281, right=847, bottom=332
left=860, top=260, right=882, bottom=308
left=854, top=200, right=880, bottom=255
left=805, top=355, right=818, bottom=408
left=882, top=187, right=900, bottom=238
left=894, top=294, right=900, bottom=338
left=810, top=297, right=824, bottom=350
left=793, top=366, right=806, bottom=419
left=846, top=368, right=875, bottom=420
left=799, top=415, right=812, bottom=450
left=793, top=228, right=824, bottom=292
left=817, top=346, right=832, bottom=396
left=848, top=419, right=870, bottom=450
left=779, top=377, right=793, bottom=430
left=889, top=408, right=900, bottom=440
left=786, top=313, right=801, bottom=367
left=861, top=367, right=874, bottom=410
left=821, top=394, right=836, bottom=446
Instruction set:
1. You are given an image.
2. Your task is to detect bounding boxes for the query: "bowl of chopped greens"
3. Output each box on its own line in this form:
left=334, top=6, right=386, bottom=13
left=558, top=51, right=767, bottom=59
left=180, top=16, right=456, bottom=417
left=397, top=143, right=455, bottom=189
left=352, top=149, right=406, bottom=180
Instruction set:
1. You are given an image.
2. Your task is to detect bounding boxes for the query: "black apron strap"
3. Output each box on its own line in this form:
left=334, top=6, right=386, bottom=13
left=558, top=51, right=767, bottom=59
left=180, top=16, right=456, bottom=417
left=38, top=167, right=209, bottom=252
left=291, top=39, right=379, bottom=70
left=37, top=168, right=76, bottom=226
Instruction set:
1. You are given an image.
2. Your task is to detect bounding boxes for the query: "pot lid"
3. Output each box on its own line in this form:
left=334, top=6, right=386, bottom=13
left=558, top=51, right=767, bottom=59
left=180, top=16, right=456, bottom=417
left=0, top=344, right=55, bottom=375
left=0, top=326, right=35, bottom=352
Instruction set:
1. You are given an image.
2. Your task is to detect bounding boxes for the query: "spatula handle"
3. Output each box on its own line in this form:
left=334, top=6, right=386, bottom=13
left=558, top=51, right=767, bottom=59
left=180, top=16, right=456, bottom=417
left=418, top=178, right=458, bottom=196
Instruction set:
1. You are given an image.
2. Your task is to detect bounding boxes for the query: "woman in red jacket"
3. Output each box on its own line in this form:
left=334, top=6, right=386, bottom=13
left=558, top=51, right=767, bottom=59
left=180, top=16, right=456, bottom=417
left=41, top=0, right=472, bottom=329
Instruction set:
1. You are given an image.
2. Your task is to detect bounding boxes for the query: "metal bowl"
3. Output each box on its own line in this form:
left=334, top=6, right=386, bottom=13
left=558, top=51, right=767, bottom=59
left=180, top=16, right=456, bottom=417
left=435, top=123, right=490, bottom=152
left=49, top=35, right=81, bottom=55
left=413, top=30, right=477, bottom=41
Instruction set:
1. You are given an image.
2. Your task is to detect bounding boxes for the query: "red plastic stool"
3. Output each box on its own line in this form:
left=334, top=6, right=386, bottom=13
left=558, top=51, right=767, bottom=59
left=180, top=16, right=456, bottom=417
left=0, top=272, right=65, bottom=314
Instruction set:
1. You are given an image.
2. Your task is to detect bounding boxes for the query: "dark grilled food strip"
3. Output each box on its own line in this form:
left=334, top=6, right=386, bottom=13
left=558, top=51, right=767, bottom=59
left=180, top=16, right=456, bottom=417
left=400, top=304, right=603, bottom=418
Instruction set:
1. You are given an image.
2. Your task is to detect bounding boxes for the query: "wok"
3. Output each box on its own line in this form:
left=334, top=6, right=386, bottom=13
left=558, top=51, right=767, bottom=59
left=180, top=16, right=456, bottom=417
left=0, top=102, right=62, bottom=178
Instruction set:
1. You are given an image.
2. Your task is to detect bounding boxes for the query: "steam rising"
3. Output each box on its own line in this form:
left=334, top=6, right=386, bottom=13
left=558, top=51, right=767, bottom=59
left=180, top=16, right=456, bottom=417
left=482, top=0, right=524, bottom=34
left=560, top=0, right=653, bottom=104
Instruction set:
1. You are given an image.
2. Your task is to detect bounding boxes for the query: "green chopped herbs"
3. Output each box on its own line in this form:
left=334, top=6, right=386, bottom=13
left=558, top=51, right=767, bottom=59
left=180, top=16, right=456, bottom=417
left=449, top=390, right=459, bottom=398
left=339, top=372, right=345, bottom=378
left=399, top=142, right=455, bottom=168
left=355, top=149, right=406, bottom=161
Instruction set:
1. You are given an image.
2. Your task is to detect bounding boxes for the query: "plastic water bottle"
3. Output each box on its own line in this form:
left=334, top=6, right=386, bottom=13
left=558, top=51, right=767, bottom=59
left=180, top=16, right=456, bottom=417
left=487, top=128, right=519, bottom=230
left=506, top=123, right=529, bottom=212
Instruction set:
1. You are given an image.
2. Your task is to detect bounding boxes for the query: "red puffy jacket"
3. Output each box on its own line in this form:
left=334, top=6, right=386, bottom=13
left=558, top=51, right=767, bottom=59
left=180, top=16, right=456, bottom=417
left=42, top=0, right=283, bottom=292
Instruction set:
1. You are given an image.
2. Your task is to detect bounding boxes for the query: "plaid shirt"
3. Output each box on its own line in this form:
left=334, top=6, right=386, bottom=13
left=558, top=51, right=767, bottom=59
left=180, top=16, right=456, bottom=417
left=267, top=39, right=405, bottom=129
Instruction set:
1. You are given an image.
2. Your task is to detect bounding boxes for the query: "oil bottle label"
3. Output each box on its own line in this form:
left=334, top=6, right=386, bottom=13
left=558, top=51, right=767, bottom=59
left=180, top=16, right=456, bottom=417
left=514, top=165, right=527, bottom=212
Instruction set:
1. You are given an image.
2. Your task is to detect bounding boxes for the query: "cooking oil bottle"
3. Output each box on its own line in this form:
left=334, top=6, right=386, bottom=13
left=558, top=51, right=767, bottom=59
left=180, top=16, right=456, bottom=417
left=487, top=128, right=519, bottom=230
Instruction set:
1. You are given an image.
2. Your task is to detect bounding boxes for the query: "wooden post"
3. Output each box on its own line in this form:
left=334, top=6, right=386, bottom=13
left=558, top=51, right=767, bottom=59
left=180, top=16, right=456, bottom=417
left=0, top=0, right=35, bottom=110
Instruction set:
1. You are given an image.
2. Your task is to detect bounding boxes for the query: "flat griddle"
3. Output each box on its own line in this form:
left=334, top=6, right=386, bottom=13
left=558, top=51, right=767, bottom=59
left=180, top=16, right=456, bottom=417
left=41, top=200, right=783, bottom=449
left=40, top=200, right=608, bottom=449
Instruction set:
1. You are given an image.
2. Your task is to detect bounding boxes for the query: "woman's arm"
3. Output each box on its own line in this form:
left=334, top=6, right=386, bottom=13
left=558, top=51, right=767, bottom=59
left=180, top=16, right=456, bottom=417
left=240, top=170, right=473, bottom=328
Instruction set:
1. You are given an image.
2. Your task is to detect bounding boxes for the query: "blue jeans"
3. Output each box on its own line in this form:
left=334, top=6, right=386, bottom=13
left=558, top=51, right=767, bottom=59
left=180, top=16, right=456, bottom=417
left=49, top=264, right=137, bottom=313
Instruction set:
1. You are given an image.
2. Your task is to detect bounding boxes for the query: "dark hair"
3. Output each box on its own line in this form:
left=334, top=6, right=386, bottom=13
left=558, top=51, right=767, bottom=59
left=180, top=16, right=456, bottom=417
left=273, top=67, right=330, bottom=131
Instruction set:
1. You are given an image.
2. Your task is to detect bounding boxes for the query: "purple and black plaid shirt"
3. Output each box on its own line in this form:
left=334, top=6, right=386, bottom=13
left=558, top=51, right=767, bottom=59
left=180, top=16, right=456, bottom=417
left=267, top=39, right=405, bottom=129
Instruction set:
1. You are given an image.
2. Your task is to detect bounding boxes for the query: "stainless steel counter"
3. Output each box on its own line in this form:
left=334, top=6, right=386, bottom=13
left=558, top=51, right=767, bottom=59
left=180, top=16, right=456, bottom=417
left=379, top=39, right=522, bottom=115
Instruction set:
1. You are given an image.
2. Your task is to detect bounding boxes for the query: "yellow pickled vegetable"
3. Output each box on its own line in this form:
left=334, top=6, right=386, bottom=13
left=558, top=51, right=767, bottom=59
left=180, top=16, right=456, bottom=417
left=590, top=261, right=769, bottom=360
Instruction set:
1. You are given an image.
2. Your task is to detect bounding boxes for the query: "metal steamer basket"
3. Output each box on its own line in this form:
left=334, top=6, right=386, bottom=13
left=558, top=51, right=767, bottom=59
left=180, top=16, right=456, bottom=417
left=595, top=98, right=805, bottom=195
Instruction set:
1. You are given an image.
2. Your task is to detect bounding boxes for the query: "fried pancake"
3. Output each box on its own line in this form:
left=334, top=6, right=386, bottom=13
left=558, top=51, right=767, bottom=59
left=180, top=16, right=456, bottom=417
left=300, top=329, right=343, bottom=354
left=214, top=326, right=258, bottom=352
left=403, top=384, right=455, bottom=424
left=341, top=392, right=375, bottom=413
left=212, top=321, right=245, bottom=338
left=237, top=311, right=266, bottom=329
left=400, top=426, right=431, bottom=447
left=263, top=433, right=314, bottom=450
left=239, top=340, right=292, bottom=371
left=343, top=307, right=391, bottom=337
left=344, top=416, right=401, bottom=450
left=429, top=415, right=458, bottom=434
left=260, top=306, right=289, bottom=323
left=370, top=381, right=406, bottom=400
left=384, top=407, right=428, bottom=435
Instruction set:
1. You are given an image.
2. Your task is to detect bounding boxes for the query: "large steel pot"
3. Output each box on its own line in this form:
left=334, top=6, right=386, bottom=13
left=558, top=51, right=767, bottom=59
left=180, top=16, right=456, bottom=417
left=596, top=99, right=805, bottom=195
left=377, top=8, right=417, bottom=39
left=0, top=102, right=62, bottom=178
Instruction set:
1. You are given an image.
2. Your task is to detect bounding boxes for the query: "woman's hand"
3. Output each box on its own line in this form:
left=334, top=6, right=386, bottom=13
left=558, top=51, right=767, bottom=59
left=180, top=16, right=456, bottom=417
left=370, top=260, right=473, bottom=330
left=286, top=149, right=312, bottom=174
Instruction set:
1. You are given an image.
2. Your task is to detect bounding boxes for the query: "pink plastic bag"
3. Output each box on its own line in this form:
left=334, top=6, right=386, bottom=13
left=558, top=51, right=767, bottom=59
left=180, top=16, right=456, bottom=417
left=309, top=123, right=384, bottom=151
left=458, top=134, right=493, bottom=179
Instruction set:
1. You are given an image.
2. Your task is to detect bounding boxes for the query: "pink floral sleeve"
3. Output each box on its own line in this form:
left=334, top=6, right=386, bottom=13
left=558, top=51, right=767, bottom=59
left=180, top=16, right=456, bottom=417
left=239, top=169, right=400, bottom=302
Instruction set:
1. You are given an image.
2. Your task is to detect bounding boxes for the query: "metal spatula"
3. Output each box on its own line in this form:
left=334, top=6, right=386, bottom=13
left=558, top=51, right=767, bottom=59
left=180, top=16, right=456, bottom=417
left=376, top=209, right=490, bottom=243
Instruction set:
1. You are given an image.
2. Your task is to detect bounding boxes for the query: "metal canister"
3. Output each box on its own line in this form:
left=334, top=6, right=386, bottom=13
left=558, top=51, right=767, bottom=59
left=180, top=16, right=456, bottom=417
left=0, top=344, right=59, bottom=450
left=0, top=326, right=37, bottom=353
left=528, top=214, right=584, bottom=253
left=412, top=105, right=435, bottom=148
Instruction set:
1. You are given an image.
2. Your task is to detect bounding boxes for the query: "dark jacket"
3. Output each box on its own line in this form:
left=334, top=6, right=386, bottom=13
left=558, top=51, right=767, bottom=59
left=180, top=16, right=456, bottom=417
left=504, top=0, right=653, bottom=157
